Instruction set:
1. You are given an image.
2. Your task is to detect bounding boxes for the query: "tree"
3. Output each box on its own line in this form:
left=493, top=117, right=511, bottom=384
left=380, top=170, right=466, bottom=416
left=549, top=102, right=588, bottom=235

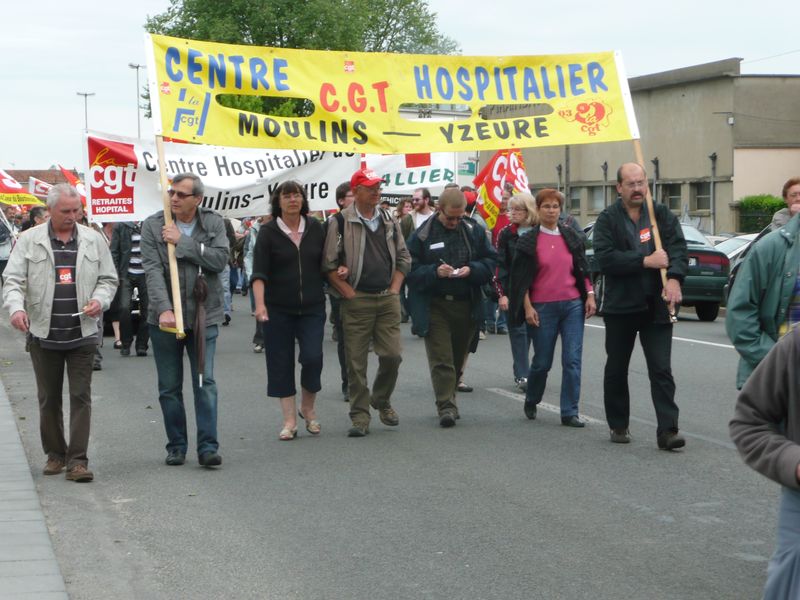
left=143, top=0, right=459, bottom=117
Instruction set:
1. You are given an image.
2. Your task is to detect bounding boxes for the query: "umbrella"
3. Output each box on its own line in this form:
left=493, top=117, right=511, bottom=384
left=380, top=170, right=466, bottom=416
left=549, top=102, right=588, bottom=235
left=193, top=267, right=208, bottom=387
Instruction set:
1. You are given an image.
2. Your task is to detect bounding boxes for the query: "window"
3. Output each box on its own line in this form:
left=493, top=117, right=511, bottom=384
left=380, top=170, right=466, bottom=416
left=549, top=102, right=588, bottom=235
left=660, top=183, right=681, bottom=211
left=590, top=186, right=606, bottom=211
left=693, top=182, right=711, bottom=211
left=569, top=187, right=581, bottom=211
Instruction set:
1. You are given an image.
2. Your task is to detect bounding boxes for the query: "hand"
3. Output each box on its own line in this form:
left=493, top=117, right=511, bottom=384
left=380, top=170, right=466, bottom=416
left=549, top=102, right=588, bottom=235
left=159, top=310, right=177, bottom=329
left=336, top=265, right=349, bottom=280
left=342, top=288, right=357, bottom=300
left=162, top=223, right=182, bottom=245
left=498, top=295, right=509, bottom=311
left=525, top=306, right=540, bottom=327
left=10, top=310, right=29, bottom=333
left=82, top=299, right=102, bottom=318
left=663, top=278, right=682, bottom=309
left=643, top=249, right=669, bottom=269
left=437, top=262, right=454, bottom=278
left=255, top=304, right=269, bottom=323
left=454, top=265, right=471, bottom=278
left=585, top=295, right=597, bottom=319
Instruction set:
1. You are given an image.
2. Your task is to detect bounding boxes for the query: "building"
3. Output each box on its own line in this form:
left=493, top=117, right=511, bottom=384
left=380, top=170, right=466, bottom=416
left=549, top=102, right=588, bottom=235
left=481, top=58, right=800, bottom=234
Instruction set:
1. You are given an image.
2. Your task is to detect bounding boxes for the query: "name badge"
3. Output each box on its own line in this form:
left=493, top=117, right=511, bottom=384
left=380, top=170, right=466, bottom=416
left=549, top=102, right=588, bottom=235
left=639, top=228, right=652, bottom=243
left=430, top=242, right=445, bottom=250
left=57, top=268, right=73, bottom=284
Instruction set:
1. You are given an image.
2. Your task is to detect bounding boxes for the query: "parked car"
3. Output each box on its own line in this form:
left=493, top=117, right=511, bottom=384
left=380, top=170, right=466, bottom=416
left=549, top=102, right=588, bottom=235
left=586, top=223, right=730, bottom=322
left=716, top=233, right=758, bottom=263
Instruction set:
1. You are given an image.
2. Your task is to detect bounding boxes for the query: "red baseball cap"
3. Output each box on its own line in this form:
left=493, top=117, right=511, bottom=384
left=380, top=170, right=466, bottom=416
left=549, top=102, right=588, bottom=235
left=351, top=167, right=386, bottom=191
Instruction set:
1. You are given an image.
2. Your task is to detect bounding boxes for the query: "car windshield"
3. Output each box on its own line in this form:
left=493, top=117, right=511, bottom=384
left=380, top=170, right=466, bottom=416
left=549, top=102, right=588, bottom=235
left=715, top=237, right=751, bottom=256
left=681, top=224, right=712, bottom=247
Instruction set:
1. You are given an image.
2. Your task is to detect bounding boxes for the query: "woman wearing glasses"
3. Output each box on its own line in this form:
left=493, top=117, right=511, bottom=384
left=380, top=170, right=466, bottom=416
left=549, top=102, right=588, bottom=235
left=250, top=181, right=327, bottom=440
left=508, top=188, right=595, bottom=427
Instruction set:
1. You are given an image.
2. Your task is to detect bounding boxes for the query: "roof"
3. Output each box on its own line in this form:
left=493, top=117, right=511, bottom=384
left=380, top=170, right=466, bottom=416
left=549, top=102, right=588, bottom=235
left=629, top=58, right=743, bottom=92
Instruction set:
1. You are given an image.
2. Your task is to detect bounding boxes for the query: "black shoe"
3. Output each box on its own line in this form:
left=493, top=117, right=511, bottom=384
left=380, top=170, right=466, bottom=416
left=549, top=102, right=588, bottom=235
left=222, top=314, right=231, bottom=326
left=136, top=349, right=148, bottom=357
left=347, top=424, right=369, bottom=437
left=657, top=430, right=686, bottom=451
left=199, top=452, right=222, bottom=467
left=524, top=402, right=537, bottom=420
left=439, top=413, right=456, bottom=428
left=456, top=382, right=473, bottom=393
left=561, top=415, right=586, bottom=428
left=120, top=346, right=131, bottom=357
left=165, top=450, right=186, bottom=466
left=610, top=428, right=631, bottom=444
left=496, top=327, right=508, bottom=334
left=92, top=361, right=102, bottom=371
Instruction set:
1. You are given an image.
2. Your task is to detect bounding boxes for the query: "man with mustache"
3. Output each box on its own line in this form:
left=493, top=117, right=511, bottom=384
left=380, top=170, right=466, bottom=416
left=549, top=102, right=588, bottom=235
left=592, top=162, right=688, bottom=450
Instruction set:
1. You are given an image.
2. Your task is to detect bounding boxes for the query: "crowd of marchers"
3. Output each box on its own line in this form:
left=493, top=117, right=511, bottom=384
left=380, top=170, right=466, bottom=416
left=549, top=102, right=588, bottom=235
left=3, top=165, right=800, bottom=597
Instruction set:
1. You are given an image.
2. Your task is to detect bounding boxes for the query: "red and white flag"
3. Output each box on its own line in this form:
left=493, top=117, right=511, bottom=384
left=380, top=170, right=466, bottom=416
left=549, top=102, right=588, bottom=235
left=28, top=176, right=53, bottom=199
left=472, top=149, right=529, bottom=230
left=58, top=165, right=87, bottom=206
left=0, top=170, right=44, bottom=206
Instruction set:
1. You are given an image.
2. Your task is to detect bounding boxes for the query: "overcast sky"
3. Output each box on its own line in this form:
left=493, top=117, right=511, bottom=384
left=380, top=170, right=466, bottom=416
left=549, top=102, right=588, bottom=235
left=1, top=0, right=798, bottom=171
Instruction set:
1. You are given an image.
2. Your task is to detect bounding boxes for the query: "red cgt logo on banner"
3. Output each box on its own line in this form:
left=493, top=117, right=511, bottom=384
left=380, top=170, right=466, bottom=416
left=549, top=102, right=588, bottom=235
left=87, top=137, right=139, bottom=216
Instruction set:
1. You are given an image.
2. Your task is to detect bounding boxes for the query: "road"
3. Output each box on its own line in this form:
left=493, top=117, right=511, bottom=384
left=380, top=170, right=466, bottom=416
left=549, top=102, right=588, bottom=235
left=0, top=298, right=775, bottom=599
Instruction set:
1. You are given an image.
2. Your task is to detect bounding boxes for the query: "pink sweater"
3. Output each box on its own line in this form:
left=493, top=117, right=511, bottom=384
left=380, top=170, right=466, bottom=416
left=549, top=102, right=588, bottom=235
left=530, top=230, right=591, bottom=303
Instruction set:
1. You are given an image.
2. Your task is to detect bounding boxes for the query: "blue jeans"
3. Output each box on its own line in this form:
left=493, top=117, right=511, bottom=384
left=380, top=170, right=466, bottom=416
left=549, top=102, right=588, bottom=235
left=149, top=325, right=219, bottom=456
left=507, top=321, right=532, bottom=380
left=525, top=298, right=585, bottom=417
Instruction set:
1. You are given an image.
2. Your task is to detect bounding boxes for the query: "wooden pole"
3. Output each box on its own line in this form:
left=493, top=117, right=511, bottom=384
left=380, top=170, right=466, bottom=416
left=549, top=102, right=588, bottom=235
left=155, top=135, right=186, bottom=338
left=633, top=139, right=677, bottom=322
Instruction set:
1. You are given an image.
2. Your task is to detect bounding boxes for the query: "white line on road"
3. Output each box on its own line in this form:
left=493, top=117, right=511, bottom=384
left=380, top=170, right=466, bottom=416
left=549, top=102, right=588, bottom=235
left=584, top=323, right=735, bottom=350
left=487, top=387, right=737, bottom=450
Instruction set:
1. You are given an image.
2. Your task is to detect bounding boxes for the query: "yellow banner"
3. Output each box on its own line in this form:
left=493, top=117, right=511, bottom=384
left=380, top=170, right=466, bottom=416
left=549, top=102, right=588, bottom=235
left=146, top=34, right=638, bottom=153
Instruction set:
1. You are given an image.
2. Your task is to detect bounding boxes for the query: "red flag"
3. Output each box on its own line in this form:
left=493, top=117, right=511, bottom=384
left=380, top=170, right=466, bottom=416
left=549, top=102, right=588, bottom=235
left=28, top=176, right=53, bottom=199
left=58, top=165, right=87, bottom=207
left=0, top=170, right=45, bottom=206
left=472, top=149, right=528, bottom=230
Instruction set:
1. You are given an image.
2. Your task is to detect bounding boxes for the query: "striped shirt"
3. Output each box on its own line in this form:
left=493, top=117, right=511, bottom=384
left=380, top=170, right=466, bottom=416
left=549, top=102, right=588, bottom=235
left=128, top=226, right=144, bottom=275
left=38, top=225, right=98, bottom=350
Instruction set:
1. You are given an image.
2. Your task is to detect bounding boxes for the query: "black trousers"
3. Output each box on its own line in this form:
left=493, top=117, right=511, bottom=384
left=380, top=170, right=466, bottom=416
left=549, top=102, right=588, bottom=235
left=119, top=273, right=149, bottom=351
left=602, top=308, right=679, bottom=436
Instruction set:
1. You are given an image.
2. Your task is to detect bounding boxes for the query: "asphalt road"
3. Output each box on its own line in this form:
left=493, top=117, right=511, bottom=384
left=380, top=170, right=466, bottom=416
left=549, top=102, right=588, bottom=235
left=0, top=298, right=775, bottom=600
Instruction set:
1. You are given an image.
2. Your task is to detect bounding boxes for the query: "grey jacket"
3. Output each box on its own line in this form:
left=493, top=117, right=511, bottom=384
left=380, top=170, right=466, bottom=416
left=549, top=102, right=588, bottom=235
left=322, top=205, right=411, bottom=296
left=140, top=208, right=229, bottom=327
left=2, top=223, right=118, bottom=338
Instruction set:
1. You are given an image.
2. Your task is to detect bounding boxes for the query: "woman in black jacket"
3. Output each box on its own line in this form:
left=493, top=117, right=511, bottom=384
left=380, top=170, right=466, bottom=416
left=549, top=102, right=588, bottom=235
left=251, top=181, right=327, bottom=440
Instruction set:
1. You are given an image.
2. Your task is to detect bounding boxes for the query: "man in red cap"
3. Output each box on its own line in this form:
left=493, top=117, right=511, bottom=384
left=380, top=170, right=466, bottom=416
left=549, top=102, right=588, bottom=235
left=323, top=168, right=411, bottom=437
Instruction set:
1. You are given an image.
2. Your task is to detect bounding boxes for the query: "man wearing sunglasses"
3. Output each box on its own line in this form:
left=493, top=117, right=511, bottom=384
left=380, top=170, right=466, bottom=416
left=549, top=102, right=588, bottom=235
left=140, top=173, right=229, bottom=468
left=406, top=188, right=497, bottom=427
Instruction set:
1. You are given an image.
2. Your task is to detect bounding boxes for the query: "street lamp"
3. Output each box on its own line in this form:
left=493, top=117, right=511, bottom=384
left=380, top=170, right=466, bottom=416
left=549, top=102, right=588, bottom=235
left=76, top=91, right=95, bottom=131
left=128, top=63, right=146, bottom=138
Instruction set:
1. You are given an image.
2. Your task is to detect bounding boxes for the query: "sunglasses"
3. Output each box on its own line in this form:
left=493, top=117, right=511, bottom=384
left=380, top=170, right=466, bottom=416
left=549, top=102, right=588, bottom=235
left=167, top=189, right=196, bottom=200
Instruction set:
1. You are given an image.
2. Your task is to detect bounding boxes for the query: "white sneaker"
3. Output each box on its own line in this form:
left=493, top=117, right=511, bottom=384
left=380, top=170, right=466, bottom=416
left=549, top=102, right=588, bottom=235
left=479, top=331, right=486, bottom=340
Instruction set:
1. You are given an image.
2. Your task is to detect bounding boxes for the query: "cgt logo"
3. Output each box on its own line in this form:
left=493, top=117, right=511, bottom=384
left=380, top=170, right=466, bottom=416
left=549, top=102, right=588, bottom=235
left=558, top=100, right=613, bottom=136
left=88, top=138, right=138, bottom=196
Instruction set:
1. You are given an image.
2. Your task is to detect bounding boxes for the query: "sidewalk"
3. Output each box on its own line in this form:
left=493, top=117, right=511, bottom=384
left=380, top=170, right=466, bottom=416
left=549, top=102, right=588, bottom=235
left=0, top=380, right=68, bottom=599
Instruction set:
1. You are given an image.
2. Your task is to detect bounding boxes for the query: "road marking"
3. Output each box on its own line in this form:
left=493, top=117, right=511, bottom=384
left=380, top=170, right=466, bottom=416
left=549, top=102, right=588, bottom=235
left=584, top=323, right=735, bottom=350
left=487, top=387, right=737, bottom=450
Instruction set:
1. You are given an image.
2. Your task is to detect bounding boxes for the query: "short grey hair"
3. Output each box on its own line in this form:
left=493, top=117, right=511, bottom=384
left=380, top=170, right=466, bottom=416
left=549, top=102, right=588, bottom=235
left=171, top=173, right=204, bottom=196
left=46, top=183, right=81, bottom=209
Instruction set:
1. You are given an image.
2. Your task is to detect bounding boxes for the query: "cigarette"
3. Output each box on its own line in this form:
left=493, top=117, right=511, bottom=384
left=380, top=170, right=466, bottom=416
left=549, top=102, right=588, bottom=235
left=70, top=312, right=84, bottom=317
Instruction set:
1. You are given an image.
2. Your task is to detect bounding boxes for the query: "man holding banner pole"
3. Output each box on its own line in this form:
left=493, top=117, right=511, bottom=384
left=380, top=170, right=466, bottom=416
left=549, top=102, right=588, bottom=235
left=140, top=173, right=229, bottom=467
left=592, top=162, right=687, bottom=450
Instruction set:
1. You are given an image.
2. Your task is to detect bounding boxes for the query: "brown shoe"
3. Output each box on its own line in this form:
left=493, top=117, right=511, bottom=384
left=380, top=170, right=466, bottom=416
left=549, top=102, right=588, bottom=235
left=378, top=406, right=399, bottom=427
left=43, top=458, right=65, bottom=475
left=65, top=464, right=94, bottom=482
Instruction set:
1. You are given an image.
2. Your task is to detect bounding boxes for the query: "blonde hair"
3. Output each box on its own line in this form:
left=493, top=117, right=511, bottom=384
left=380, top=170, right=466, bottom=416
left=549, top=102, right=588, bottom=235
left=510, top=193, right=538, bottom=227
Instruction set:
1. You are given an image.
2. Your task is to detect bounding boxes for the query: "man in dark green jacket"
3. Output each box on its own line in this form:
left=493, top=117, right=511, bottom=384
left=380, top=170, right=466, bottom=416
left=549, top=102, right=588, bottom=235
left=593, top=162, right=688, bottom=450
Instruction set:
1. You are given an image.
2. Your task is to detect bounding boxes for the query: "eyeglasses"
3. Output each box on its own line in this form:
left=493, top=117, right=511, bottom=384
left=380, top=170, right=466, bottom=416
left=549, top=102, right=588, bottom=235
left=509, top=206, right=527, bottom=213
left=167, top=189, right=196, bottom=200
left=622, top=180, right=647, bottom=190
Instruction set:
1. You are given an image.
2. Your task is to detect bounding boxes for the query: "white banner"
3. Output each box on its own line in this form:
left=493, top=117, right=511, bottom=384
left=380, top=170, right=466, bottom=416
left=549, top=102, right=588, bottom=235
left=83, top=131, right=361, bottom=222
left=363, top=153, right=456, bottom=196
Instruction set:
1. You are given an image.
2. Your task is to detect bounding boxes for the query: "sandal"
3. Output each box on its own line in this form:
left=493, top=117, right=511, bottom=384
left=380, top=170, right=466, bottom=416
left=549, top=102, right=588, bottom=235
left=113, top=340, right=122, bottom=350
left=298, top=410, right=321, bottom=435
left=279, top=427, right=297, bottom=441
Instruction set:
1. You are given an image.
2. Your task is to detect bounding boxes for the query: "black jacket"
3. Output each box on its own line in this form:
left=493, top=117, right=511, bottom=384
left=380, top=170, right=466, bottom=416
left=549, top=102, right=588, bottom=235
left=250, top=217, right=326, bottom=313
left=507, top=224, right=590, bottom=327
left=109, top=221, right=138, bottom=277
left=592, top=199, right=687, bottom=321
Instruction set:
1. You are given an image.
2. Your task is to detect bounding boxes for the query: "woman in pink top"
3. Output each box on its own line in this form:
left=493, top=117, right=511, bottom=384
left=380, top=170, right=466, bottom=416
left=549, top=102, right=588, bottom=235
left=508, top=189, right=596, bottom=427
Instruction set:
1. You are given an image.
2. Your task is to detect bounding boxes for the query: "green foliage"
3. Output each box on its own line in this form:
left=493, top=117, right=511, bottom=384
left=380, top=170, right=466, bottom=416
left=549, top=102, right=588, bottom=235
left=738, top=194, right=785, bottom=232
left=143, top=0, right=459, bottom=118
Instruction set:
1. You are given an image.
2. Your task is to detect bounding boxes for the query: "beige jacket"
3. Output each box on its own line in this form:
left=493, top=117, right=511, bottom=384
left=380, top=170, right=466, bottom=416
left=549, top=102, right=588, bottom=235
left=2, top=223, right=118, bottom=339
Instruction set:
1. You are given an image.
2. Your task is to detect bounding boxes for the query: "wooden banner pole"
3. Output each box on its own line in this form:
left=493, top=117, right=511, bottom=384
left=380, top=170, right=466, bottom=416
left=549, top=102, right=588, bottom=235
left=633, top=139, right=677, bottom=322
left=155, top=135, right=186, bottom=338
